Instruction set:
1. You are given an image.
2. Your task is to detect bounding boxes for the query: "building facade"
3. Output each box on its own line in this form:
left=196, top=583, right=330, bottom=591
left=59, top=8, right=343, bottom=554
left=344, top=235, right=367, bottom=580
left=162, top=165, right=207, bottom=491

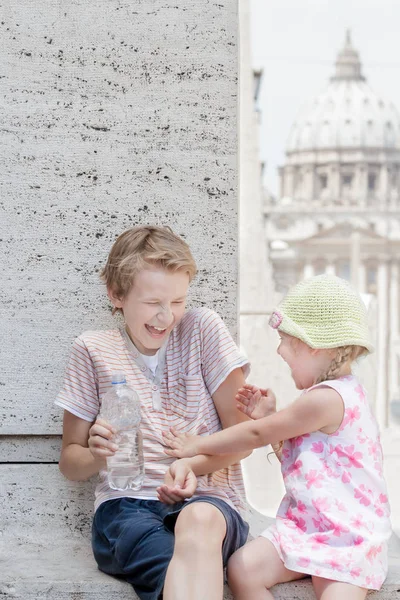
left=264, top=32, right=400, bottom=428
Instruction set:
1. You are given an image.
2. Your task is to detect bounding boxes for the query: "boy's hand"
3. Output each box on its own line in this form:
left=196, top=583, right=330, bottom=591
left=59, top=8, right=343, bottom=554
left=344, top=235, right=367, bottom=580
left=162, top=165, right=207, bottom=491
left=162, top=427, right=200, bottom=458
left=156, top=459, right=198, bottom=504
left=88, top=417, right=118, bottom=460
left=236, top=384, right=277, bottom=420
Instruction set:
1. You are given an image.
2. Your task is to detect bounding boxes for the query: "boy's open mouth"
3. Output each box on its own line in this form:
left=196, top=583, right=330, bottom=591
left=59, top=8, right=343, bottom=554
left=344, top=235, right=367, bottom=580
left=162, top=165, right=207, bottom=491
left=145, top=324, right=167, bottom=337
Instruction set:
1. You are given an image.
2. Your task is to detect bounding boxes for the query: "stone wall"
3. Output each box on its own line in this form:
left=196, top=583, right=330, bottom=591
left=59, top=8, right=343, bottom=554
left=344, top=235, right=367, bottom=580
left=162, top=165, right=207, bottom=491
left=0, top=0, right=239, bottom=457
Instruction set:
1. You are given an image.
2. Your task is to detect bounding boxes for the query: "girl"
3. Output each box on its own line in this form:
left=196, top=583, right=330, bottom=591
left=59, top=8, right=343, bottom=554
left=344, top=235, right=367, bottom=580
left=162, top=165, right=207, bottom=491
left=163, top=275, right=392, bottom=600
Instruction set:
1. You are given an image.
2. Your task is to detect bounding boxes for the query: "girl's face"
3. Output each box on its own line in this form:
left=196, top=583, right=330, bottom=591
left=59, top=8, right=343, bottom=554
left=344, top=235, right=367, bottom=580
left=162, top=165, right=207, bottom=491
left=277, top=332, right=334, bottom=390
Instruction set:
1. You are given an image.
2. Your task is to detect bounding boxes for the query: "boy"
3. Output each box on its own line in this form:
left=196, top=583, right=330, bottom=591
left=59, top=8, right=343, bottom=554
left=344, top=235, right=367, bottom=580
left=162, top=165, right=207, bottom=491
left=56, top=225, right=261, bottom=600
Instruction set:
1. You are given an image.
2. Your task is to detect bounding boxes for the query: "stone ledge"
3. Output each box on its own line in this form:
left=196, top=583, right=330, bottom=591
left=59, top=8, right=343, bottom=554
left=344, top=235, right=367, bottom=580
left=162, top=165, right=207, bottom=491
left=1, top=465, right=400, bottom=599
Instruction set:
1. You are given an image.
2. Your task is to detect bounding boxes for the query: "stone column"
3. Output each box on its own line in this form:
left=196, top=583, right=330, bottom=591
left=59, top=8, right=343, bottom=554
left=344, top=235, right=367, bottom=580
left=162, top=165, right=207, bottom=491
left=376, top=259, right=389, bottom=429
left=330, top=164, right=340, bottom=202
left=390, top=261, right=399, bottom=402
left=356, top=164, right=367, bottom=208
left=304, top=167, right=314, bottom=201
left=282, top=165, right=295, bottom=198
left=351, top=231, right=361, bottom=291
left=325, top=262, right=336, bottom=276
left=303, top=262, right=314, bottom=280
left=359, top=261, right=367, bottom=294
left=380, top=165, right=389, bottom=209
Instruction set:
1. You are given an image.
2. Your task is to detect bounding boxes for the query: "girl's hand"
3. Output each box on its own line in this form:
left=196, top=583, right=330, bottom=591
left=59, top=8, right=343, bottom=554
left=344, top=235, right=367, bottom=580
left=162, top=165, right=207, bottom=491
left=157, top=459, right=198, bottom=504
left=162, top=427, right=200, bottom=458
left=236, top=384, right=277, bottom=420
left=88, top=417, right=118, bottom=460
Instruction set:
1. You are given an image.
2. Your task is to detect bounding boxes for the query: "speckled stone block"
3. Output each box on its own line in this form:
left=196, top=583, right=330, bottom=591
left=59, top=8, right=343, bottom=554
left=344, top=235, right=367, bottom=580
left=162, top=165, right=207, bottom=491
left=0, top=0, right=239, bottom=436
left=1, top=466, right=400, bottom=599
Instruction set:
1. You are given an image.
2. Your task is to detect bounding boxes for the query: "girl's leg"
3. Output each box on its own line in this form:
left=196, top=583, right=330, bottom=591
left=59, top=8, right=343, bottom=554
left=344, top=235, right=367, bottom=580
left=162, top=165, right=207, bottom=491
left=312, top=577, right=368, bottom=600
left=228, top=537, right=305, bottom=600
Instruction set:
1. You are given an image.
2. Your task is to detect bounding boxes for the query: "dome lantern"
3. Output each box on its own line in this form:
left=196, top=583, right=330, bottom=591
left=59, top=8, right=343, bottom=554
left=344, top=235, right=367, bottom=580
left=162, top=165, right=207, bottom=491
left=331, top=30, right=365, bottom=82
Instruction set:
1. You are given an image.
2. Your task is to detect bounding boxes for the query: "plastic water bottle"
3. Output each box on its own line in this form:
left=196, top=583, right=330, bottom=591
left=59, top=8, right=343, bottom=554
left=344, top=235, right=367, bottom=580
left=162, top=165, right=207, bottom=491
left=100, top=373, right=144, bottom=491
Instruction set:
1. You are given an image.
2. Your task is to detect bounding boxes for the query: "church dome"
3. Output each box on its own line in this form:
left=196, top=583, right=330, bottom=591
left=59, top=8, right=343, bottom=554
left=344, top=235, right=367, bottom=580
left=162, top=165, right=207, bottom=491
left=286, top=32, right=400, bottom=153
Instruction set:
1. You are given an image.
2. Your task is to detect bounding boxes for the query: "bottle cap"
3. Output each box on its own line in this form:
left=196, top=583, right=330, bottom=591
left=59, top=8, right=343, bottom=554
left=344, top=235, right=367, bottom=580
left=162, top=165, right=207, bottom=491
left=111, top=372, right=126, bottom=385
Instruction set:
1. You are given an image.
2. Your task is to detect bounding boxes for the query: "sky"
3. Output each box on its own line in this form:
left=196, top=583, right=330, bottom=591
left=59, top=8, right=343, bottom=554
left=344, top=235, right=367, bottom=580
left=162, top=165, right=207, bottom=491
left=250, top=0, right=400, bottom=196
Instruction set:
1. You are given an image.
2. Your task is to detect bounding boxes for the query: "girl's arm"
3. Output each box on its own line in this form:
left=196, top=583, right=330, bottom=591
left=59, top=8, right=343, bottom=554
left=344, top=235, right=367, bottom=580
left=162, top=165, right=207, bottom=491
left=158, top=368, right=277, bottom=503
left=164, top=386, right=344, bottom=458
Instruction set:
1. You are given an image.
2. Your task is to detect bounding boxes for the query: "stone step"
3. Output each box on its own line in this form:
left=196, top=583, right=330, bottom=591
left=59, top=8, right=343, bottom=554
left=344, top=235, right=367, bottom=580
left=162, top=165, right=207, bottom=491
left=1, top=465, right=399, bottom=599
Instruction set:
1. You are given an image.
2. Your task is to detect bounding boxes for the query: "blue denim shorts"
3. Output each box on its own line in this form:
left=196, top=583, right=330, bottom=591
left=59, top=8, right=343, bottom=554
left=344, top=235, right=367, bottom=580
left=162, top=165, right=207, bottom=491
left=92, top=496, right=249, bottom=600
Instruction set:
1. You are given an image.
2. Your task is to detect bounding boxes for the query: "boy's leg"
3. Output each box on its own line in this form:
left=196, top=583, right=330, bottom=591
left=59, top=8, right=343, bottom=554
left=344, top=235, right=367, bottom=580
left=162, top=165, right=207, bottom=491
left=228, top=537, right=305, bottom=600
left=163, top=497, right=248, bottom=600
left=312, top=577, right=368, bottom=600
left=92, top=498, right=175, bottom=600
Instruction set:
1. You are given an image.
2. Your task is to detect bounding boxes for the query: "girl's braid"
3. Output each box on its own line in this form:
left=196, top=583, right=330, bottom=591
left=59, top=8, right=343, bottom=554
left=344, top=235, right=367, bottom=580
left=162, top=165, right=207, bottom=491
left=315, top=345, right=354, bottom=384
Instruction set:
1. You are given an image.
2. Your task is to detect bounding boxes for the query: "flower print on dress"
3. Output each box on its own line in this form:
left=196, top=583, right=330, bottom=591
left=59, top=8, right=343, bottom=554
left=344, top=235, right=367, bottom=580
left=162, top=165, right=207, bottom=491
left=312, top=496, right=331, bottom=512
left=366, top=545, right=383, bottom=564
left=368, top=439, right=382, bottom=462
left=335, top=499, right=347, bottom=513
left=320, top=458, right=341, bottom=480
left=341, top=470, right=352, bottom=484
left=311, top=441, right=324, bottom=454
left=342, top=405, right=361, bottom=428
left=354, top=484, right=372, bottom=507
left=311, top=533, right=330, bottom=549
left=350, top=567, right=362, bottom=578
left=285, top=507, right=307, bottom=533
left=357, top=429, right=367, bottom=445
left=312, top=516, right=328, bottom=532
left=305, top=469, right=325, bottom=489
left=351, top=513, right=367, bottom=530
left=334, top=444, right=363, bottom=469
left=366, top=574, right=382, bottom=589
left=353, top=535, right=364, bottom=546
left=285, top=459, right=303, bottom=478
left=294, top=499, right=307, bottom=513
left=327, top=557, right=342, bottom=571
left=354, top=384, right=366, bottom=404
left=374, top=493, right=390, bottom=518
left=297, top=557, right=311, bottom=568
left=293, top=433, right=311, bottom=447
left=330, top=520, right=350, bottom=537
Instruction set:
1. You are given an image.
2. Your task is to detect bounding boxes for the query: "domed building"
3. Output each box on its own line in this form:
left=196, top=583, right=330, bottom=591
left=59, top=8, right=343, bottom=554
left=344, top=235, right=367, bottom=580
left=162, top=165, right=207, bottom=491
left=265, top=32, right=400, bottom=428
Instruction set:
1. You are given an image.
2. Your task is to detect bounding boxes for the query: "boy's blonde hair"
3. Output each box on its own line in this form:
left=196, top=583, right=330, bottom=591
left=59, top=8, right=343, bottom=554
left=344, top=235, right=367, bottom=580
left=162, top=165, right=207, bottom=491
left=100, top=226, right=197, bottom=306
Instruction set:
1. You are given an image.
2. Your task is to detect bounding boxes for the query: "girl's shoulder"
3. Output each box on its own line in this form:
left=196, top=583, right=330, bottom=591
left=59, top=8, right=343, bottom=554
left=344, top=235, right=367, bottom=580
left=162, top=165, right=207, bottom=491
left=308, top=375, right=366, bottom=406
left=309, top=375, right=375, bottom=435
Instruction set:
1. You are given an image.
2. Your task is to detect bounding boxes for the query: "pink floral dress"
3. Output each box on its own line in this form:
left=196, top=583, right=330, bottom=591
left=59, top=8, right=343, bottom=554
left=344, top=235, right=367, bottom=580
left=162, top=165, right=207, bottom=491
left=262, top=375, right=391, bottom=590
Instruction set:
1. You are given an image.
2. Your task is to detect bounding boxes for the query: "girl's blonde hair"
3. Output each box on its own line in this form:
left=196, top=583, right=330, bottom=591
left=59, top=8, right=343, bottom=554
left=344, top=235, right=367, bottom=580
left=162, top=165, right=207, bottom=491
left=101, top=225, right=197, bottom=313
left=315, top=344, right=368, bottom=385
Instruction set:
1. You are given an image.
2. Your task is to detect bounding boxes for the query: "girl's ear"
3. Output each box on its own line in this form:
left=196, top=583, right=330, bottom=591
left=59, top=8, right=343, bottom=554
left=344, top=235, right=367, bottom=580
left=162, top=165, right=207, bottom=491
left=107, top=287, right=123, bottom=309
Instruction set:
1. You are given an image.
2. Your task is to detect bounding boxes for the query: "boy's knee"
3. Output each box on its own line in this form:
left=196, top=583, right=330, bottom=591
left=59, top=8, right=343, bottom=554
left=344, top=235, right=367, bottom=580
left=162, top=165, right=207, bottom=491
left=175, top=502, right=226, bottom=543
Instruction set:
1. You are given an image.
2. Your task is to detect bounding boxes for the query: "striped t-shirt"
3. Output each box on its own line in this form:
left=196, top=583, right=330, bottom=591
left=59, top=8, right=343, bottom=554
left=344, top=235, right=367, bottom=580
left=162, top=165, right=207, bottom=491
left=55, top=307, right=250, bottom=513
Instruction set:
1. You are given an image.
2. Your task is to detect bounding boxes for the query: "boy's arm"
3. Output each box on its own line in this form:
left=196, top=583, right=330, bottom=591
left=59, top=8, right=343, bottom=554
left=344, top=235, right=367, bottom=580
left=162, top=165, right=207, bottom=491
left=59, top=411, right=115, bottom=481
left=158, top=368, right=252, bottom=503
left=165, top=387, right=344, bottom=458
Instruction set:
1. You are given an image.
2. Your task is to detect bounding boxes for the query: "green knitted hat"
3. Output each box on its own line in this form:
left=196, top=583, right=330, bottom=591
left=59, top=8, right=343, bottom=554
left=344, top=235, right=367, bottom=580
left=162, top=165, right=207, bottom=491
left=269, top=275, right=374, bottom=353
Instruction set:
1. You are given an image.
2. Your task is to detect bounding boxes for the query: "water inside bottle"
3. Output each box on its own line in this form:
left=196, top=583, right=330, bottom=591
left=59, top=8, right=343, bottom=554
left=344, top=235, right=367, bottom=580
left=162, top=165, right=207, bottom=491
left=106, top=429, right=144, bottom=491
